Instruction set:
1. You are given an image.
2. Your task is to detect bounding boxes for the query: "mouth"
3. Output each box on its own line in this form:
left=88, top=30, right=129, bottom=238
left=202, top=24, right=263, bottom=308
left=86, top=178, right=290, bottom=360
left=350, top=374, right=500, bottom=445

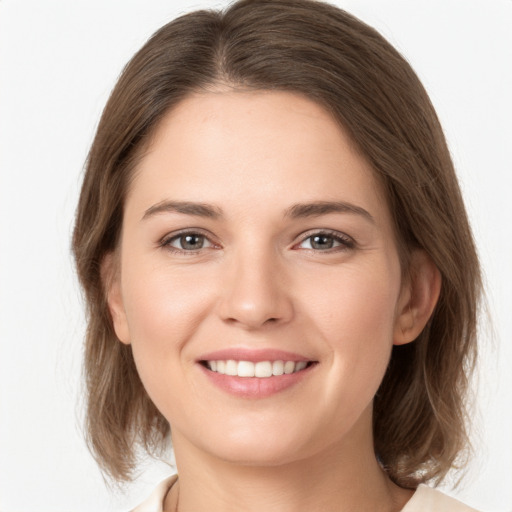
left=197, top=349, right=318, bottom=398
left=200, top=359, right=315, bottom=378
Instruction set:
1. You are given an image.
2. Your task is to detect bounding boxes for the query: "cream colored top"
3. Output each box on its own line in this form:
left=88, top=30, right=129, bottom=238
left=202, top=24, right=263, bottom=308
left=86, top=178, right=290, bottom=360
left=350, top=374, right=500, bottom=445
left=131, top=475, right=480, bottom=512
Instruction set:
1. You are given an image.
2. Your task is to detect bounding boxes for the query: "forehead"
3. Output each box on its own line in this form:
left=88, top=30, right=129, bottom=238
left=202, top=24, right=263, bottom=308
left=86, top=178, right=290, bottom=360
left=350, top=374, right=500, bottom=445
left=126, top=90, right=390, bottom=223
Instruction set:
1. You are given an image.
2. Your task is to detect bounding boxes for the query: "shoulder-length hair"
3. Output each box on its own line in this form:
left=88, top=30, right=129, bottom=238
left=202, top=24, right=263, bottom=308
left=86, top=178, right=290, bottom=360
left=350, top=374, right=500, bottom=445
left=72, top=0, right=481, bottom=486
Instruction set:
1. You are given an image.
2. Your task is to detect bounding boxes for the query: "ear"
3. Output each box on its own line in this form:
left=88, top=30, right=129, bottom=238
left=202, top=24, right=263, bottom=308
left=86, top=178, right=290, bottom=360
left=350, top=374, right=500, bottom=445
left=101, top=252, right=131, bottom=345
left=394, top=250, right=441, bottom=345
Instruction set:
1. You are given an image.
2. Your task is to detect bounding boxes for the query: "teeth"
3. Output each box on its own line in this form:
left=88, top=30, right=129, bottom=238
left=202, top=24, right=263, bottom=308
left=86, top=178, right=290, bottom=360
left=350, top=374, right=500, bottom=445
left=284, top=361, right=295, bottom=374
left=295, top=361, right=307, bottom=371
left=272, top=360, right=284, bottom=376
left=205, top=360, right=310, bottom=377
left=255, top=361, right=272, bottom=378
left=225, top=359, right=238, bottom=376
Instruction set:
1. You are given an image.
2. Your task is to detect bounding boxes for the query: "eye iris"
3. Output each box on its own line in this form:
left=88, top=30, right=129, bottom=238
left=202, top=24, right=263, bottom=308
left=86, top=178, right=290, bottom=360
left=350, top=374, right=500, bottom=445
left=180, top=234, right=204, bottom=250
left=311, top=234, right=334, bottom=250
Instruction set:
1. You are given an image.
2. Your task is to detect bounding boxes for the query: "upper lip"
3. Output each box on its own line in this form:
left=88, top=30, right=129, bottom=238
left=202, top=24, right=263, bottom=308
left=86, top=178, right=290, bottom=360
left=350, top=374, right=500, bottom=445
left=198, top=348, right=315, bottom=363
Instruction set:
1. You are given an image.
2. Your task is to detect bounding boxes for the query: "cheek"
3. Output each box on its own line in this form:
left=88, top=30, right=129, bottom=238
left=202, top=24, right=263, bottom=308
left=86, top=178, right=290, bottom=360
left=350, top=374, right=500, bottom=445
left=301, top=259, right=400, bottom=341
left=119, top=268, right=212, bottom=423
left=299, top=260, right=401, bottom=401
left=119, top=262, right=214, bottom=392
left=122, top=261, right=210, bottom=341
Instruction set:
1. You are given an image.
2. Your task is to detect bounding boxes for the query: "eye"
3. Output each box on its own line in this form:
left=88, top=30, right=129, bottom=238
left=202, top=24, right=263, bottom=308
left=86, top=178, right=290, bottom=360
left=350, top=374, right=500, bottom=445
left=161, top=231, right=216, bottom=252
left=296, top=231, right=355, bottom=251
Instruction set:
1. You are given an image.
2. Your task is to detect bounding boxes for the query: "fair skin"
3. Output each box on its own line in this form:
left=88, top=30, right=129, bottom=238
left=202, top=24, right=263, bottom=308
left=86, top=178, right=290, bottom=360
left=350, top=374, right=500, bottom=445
left=106, top=90, right=440, bottom=512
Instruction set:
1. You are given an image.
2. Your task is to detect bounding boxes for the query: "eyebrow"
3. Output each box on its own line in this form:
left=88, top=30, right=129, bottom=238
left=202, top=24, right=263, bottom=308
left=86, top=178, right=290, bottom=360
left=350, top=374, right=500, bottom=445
left=142, top=199, right=374, bottom=224
left=285, top=201, right=375, bottom=224
left=142, top=200, right=223, bottom=220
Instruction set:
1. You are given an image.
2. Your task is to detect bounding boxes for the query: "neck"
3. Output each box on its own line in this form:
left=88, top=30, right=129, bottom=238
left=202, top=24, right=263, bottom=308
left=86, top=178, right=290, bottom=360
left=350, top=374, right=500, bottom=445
left=165, top=409, right=413, bottom=512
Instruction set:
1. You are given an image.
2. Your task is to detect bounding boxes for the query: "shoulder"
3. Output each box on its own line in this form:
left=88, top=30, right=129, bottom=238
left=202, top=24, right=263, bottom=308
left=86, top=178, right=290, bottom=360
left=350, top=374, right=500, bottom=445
left=130, top=475, right=178, bottom=512
left=402, top=484, right=481, bottom=512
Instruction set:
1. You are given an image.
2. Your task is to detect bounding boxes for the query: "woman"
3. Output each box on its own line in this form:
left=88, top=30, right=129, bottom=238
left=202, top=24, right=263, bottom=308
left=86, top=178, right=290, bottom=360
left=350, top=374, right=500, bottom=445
left=72, top=0, right=482, bottom=510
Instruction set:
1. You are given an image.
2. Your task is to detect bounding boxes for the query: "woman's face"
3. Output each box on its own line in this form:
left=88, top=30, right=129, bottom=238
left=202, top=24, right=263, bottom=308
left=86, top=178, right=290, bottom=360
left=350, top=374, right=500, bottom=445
left=108, top=90, right=411, bottom=466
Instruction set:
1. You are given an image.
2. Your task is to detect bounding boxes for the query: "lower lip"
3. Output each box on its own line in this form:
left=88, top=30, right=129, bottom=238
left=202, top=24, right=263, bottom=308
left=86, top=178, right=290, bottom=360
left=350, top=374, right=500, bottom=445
left=198, top=364, right=316, bottom=399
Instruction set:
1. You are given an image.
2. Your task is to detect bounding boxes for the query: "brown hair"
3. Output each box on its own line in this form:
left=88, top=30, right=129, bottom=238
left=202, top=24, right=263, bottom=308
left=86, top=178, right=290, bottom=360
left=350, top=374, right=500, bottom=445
left=72, top=0, right=481, bottom=487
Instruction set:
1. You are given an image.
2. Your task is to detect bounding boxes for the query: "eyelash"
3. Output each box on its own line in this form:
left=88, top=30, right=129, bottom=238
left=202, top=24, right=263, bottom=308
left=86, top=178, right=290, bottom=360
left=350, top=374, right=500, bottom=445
left=294, top=229, right=355, bottom=252
left=159, top=229, right=217, bottom=254
left=159, top=229, right=356, bottom=254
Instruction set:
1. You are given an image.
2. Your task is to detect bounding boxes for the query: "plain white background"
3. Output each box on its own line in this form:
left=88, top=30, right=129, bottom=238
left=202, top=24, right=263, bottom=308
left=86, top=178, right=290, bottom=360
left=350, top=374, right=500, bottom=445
left=0, top=0, right=511, bottom=510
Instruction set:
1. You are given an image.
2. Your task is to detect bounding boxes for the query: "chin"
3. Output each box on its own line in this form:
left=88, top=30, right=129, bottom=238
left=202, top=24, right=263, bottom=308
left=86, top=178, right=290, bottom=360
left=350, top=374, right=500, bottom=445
left=197, top=421, right=323, bottom=468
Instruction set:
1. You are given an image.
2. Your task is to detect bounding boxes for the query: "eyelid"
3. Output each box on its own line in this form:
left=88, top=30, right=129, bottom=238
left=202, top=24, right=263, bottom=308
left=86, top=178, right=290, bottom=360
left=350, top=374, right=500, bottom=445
left=293, top=229, right=356, bottom=251
left=157, top=227, right=355, bottom=253
left=158, top=228, right=220, bottom=252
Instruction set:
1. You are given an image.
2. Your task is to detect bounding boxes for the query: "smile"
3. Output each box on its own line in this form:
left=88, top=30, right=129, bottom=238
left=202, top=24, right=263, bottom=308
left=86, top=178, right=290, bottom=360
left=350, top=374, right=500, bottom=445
left=198, top=350, right=317, bottom=398
left=198, top=349, right=318, bottom=397
left=204, top=360, right=311, bottom=378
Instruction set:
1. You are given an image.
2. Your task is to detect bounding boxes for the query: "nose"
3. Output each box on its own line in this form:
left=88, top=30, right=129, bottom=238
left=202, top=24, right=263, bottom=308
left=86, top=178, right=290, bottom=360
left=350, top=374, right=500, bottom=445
left=217, top=246, right=294, bottom=330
